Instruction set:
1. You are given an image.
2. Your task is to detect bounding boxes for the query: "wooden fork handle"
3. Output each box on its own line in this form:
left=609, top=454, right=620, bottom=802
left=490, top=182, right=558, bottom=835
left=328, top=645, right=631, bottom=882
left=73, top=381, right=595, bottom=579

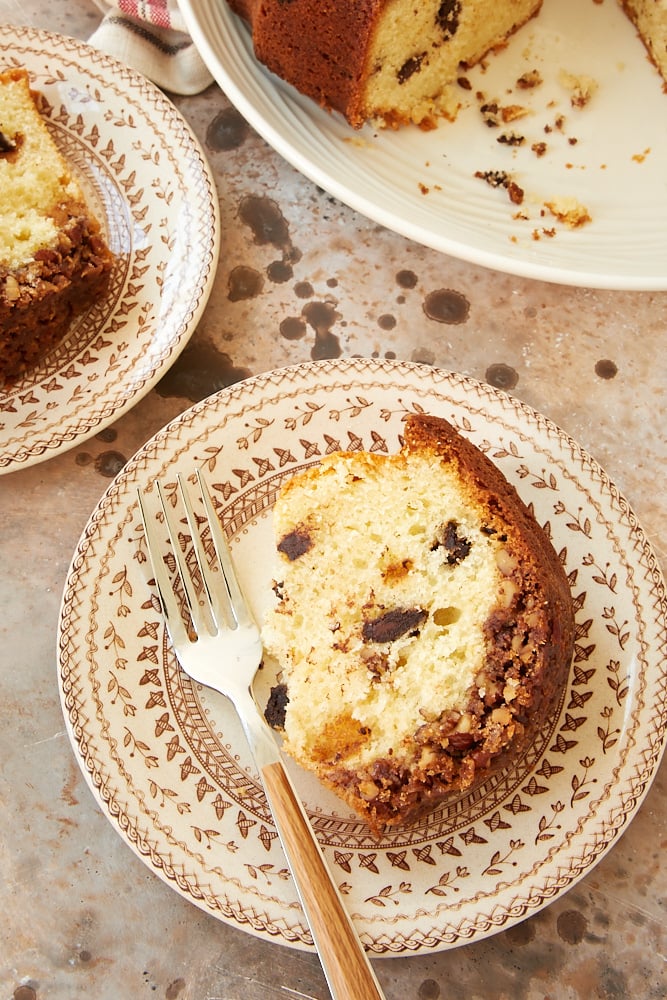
left=261, top=759, right=386, bottom=1000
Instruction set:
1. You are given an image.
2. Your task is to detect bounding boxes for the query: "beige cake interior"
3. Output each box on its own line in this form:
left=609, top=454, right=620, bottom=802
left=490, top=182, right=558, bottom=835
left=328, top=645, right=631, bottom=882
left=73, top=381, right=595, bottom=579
left=363, top=0, right=543, bottom=126
left=0, top=70, right=88, bottom=269
left=265, top=449, right=508, bottom=770
left=621, top=0, right=667, bottom=80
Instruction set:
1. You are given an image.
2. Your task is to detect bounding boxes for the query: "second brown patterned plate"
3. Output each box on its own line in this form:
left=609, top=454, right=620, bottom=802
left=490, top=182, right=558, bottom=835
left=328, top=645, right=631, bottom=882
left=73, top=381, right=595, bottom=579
left=0, top=27, right=219, bottom=473
left=58, top=358, right=667, bottom=954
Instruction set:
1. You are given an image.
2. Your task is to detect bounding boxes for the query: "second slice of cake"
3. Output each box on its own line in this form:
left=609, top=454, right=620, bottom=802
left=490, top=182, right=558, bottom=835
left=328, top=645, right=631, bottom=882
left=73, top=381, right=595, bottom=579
left=264, top=413, right=574, bottom=835
left=0, top=67, right=114, bottom=384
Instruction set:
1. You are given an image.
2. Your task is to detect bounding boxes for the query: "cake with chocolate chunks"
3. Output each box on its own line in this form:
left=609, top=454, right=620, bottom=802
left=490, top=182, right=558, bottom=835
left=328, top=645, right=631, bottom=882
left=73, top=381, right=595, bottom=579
left=227, top=0, right=667, bottom=130
left=263, top=413, right=574, bottom=836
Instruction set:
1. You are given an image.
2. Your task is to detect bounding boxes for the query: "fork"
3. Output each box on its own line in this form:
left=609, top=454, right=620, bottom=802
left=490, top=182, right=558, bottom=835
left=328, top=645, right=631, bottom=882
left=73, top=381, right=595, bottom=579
left=137, top=470, right=386, bottom=1000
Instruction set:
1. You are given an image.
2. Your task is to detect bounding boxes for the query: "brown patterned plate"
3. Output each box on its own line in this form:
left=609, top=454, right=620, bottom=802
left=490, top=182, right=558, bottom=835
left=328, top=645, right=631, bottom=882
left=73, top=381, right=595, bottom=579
left=0, top=26, right=219, bottom=473
left=58, top=359, right=667, bottom=954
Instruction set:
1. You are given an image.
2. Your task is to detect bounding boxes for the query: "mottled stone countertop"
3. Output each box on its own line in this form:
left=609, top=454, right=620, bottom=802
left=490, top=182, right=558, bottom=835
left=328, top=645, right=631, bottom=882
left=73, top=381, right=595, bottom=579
left=1, top=2, right=666, bottom=999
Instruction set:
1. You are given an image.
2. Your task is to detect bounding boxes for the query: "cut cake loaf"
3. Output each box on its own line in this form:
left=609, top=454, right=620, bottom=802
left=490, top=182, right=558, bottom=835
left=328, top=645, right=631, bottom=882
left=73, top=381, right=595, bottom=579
left=264, top=413, right=574, bottom=835
left=229, top=0, right=543, bottom=128
left=228, top=0, right=667, bottom=129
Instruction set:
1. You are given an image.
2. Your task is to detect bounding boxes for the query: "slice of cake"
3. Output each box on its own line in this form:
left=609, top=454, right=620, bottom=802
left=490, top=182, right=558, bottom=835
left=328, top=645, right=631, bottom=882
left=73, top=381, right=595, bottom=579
left=264, top=413, right=574, bottom=835
left=0, top=68, right=114, bottom=384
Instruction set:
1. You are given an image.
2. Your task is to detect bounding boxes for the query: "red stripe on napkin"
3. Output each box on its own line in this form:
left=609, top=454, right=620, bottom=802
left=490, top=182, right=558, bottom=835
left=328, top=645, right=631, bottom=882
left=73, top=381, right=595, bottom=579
left=118, top=1, right=172, bottom=30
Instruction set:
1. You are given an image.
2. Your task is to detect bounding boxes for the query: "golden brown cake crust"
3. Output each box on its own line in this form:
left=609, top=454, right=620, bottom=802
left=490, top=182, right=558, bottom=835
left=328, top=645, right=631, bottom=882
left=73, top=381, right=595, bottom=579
left=229, top=0, right=384, bottom=126
left=266, top=413, right=575, bottom=836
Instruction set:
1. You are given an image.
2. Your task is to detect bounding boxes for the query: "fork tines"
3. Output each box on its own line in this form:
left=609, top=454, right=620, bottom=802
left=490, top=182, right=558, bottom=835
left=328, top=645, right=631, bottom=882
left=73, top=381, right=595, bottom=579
left=137, top=470, right=251, bottom=645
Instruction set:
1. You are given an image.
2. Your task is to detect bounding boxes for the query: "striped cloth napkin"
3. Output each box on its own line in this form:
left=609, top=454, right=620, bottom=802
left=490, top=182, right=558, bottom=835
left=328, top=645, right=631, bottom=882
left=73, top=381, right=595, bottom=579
left=89, top=0, right=213, bottom=95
